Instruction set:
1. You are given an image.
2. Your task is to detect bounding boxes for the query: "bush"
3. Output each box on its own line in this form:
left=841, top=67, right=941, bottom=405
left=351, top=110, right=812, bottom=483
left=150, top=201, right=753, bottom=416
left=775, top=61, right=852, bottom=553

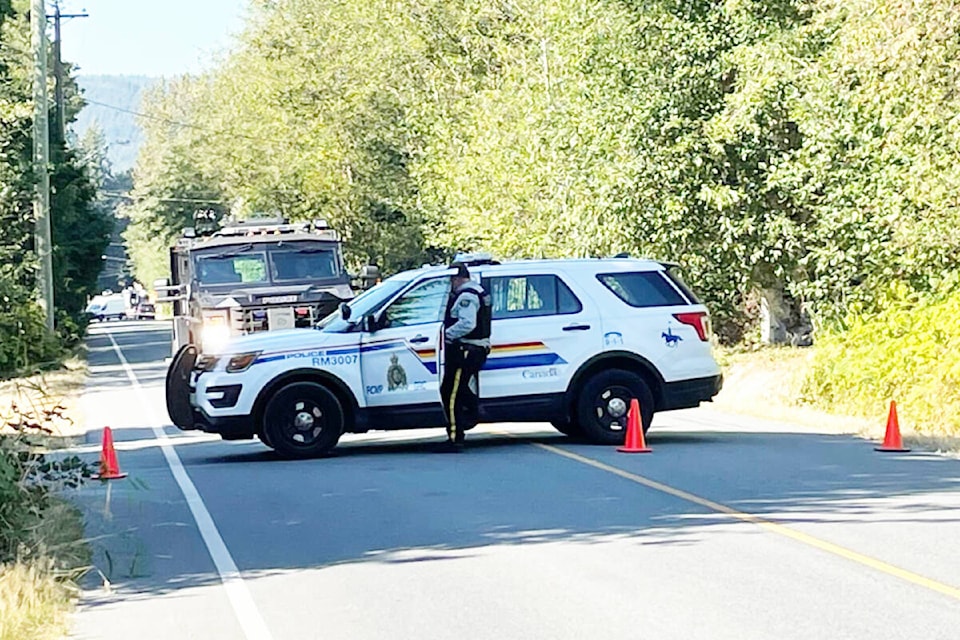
left=0, top=300, right=63, bottom=379
left=0, top=428, right=92, bottom=640
left=0, top=436, right=91, bottom=564
left=802, top=284, right=960, bottom=436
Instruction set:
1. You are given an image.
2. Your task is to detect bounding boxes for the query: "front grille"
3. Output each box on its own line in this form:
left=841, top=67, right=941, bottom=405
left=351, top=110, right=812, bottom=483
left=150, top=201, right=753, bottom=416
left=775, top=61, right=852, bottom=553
left=238, top=300, right=340, bottom=333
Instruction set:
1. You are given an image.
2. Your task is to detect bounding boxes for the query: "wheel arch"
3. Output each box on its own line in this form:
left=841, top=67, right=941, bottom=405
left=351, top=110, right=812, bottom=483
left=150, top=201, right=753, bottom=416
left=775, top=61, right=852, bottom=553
left=252, top=368, right=359, bottom=435
left=564, top=352, right=665, bottom=418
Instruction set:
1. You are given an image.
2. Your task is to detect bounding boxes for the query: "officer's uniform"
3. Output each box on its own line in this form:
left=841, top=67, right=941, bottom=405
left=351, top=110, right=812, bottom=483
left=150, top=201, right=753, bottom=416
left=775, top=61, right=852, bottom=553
left=440, top=269, right=492, bottom=450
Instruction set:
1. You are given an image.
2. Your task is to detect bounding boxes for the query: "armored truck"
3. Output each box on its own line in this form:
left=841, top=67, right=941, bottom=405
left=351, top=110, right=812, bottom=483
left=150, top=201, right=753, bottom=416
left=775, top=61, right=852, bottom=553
left=157, top=218, right=376, bottom=353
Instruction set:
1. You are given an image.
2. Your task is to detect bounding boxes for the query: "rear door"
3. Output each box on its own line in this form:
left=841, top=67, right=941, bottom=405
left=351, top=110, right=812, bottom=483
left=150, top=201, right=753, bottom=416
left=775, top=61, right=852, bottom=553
left=592, top=268, right=716, bottom=382
left=480, top=271, right=600, bottom=399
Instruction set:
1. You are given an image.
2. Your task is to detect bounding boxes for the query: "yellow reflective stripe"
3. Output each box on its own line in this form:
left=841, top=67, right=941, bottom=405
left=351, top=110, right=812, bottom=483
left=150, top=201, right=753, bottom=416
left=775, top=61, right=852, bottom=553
left=447, top=368, right=462, bottom=441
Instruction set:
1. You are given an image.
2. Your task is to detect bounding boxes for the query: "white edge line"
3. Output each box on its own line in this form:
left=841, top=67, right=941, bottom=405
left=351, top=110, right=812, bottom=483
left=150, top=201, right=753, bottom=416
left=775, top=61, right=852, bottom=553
left=106, top=331, right=274, bottom=640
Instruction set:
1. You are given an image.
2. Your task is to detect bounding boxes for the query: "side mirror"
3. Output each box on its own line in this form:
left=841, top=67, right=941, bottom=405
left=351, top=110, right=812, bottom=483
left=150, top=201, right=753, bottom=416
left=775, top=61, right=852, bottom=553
left=362, top=314, right=378, bottom=333
left=339, top=302, right=352, bottom=321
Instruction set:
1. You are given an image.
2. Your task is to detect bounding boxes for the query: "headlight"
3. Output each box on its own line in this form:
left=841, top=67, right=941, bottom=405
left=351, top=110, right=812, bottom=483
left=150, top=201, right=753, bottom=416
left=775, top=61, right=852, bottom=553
left=201, top=322, right=231, bottom=351
left=196, top=354, right=220, bottom=371
left=226, top=351, right=262, bottom=373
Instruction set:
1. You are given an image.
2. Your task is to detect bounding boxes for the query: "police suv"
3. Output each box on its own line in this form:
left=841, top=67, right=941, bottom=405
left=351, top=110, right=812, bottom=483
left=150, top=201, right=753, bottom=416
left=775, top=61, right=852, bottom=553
left=166, top=256, right=723, bottom=458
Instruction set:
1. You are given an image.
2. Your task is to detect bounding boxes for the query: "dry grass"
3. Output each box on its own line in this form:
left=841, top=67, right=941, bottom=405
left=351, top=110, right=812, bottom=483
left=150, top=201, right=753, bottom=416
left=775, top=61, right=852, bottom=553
left=0, top=501, right=88, bottom=640
left=0, top=353, right=88, bottom=441
left=0, top=561, right=71, bottom=640
left=1, top=354, right=92, bottom=640
left=712, top=345, right=960, bottom=457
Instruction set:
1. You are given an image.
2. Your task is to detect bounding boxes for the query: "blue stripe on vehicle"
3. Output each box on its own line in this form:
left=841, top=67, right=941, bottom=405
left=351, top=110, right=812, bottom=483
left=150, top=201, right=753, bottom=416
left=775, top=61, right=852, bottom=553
left=326, top=346, right=360, bottom=355
left=254, top=354, right=286, bottom=365
left=482, top=353, right=567, bottom=371
left=360, top=341, right=403, bottom=353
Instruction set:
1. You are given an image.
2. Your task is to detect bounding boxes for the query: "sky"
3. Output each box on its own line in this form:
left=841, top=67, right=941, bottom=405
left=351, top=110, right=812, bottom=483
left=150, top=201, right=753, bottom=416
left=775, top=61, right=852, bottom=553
left=58, top=0, right=248, bottom=77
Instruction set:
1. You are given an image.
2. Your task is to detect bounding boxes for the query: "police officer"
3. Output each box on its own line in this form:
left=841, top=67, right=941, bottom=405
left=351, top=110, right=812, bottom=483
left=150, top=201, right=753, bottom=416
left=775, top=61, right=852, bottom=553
left=439, top=262, right=492, bottom=452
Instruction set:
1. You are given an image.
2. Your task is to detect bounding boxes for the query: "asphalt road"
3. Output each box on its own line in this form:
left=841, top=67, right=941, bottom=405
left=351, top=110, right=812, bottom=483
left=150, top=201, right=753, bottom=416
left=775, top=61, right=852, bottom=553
left=67, top=321, right=960, bottom=639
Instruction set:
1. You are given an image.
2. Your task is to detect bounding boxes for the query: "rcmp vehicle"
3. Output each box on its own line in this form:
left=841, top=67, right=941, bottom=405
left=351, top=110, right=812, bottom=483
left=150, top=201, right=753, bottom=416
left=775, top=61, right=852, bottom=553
left=165, top=255, right=723, bottom=458
left=156, top=217, right=372, bottom=354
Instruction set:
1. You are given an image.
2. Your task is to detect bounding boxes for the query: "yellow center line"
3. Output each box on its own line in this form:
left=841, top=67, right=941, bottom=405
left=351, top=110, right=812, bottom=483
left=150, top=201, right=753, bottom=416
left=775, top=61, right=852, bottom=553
left=532, top=441, right=960, bottom=602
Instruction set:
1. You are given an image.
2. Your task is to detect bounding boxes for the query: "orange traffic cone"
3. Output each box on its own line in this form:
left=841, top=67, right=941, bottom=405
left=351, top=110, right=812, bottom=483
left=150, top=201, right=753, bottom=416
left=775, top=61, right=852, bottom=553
left=93, top=426, right=127, bottom=480
left=875, top=401, right=910, bottom=452
left=617, top=399, right=652, bottom=453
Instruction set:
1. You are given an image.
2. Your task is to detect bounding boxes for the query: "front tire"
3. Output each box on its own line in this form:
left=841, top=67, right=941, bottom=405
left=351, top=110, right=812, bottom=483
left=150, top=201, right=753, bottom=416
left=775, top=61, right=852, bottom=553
left=576, top=369, right=655, bottom=445
left=262, top=382, right=343, bottom=458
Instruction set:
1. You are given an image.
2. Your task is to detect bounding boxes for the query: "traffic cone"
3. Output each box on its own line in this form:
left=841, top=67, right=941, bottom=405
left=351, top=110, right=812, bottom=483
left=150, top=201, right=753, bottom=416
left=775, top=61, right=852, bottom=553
left=617, top=398, right=652, bottom=453
left=93, top=427, right=128, bottom=480
left=875, top=401, right=910, bottom=452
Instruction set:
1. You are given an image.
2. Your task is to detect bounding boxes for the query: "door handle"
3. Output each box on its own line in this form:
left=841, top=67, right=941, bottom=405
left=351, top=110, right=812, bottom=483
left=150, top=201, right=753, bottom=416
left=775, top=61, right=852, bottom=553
left=563, top=324, right=591, bottom=331
left=410, top=335, right=430, bottom=343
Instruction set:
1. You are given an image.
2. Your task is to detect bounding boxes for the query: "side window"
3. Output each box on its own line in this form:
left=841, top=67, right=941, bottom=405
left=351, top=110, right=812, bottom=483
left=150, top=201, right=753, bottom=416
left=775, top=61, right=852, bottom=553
left=382, top=277, right=451, bottom=328
left=597, top=272, right=687, bottom=308
left=483, top=274, right=582, bottom=319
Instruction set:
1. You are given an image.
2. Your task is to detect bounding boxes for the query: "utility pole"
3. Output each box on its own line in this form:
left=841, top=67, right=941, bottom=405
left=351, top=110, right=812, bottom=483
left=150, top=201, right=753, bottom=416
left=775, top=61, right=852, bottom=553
left=51, top=1, right=88, bottom=143
left=32, top=0, right=54, bottom=332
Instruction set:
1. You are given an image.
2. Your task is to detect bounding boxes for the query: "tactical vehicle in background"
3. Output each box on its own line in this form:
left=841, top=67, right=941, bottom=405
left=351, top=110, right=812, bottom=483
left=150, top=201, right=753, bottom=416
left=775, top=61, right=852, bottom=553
left=156, top=217, right=379, bottom=353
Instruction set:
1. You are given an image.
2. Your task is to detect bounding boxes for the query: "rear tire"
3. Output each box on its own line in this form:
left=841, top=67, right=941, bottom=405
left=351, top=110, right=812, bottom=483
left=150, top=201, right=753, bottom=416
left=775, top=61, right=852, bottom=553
left=576, top=369, right=654, bottom=445
left=262, top=382, right=343, bottom=458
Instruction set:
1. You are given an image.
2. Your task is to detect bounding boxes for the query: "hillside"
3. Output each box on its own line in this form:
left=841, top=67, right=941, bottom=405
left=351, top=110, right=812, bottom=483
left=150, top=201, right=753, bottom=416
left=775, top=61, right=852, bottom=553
left=72, top=75, right=156, bottom=172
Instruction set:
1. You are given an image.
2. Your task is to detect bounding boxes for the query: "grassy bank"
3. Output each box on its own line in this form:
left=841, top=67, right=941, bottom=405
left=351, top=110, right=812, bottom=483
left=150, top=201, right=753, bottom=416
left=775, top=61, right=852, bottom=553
left=0, top=501, right=89, bottom=640
left=804, top=291, right=960, bottom=440
left=1, top=356, right=92, bottom=640
left=713, top=344, right=960, bottom=455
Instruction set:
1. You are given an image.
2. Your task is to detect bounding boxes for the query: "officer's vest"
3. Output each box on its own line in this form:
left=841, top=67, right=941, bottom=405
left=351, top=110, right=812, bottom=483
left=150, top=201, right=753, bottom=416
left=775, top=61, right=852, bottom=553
left=445, top=283, right=492, bottom=341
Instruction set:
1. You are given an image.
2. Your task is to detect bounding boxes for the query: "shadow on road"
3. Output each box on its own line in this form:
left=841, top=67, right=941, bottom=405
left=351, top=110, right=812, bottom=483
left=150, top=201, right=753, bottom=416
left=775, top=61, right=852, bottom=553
left=71, top=419, right=960, bottom=605
left=72, top=321, right=960, bottom=607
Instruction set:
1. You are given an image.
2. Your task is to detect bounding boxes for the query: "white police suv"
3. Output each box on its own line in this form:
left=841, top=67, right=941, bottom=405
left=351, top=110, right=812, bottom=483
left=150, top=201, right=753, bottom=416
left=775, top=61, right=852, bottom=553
left=165, top=256, right=723, bottom=458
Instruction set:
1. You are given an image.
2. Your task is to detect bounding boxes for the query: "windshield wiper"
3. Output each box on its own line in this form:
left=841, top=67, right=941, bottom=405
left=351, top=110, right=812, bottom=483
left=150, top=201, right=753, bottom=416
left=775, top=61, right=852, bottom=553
left=213, top=244, right=254, bottom=259
left=291, top=248, right=330, bottom=254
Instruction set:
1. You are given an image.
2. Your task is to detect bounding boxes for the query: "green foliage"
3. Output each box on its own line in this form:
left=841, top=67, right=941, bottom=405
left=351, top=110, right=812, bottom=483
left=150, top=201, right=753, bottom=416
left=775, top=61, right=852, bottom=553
left=0, top=0, right=113, bottom=376
left=0, top=433, right=92, bottom=564
left=124, top=0, right=960, bottom=343
left=803, top=281, right=960, bottom=435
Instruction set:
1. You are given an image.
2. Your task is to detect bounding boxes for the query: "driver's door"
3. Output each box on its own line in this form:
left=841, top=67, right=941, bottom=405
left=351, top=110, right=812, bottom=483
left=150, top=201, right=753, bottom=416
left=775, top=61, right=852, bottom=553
left=360, top=277, right=450, bottom=409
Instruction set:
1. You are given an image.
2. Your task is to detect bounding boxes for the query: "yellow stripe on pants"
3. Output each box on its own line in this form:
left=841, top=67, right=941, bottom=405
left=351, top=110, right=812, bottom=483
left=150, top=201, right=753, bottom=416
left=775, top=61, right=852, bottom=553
left=447, top=367, right=462, bottom=442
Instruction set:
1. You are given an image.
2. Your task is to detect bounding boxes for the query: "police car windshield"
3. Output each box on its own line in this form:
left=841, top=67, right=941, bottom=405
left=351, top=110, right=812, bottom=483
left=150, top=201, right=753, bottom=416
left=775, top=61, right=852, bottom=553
left=316, top=277, right=409, bottom=333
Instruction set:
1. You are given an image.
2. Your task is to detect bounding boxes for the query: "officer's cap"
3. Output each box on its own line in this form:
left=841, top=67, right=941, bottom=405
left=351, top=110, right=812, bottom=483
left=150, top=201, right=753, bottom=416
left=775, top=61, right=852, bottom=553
left=449, top=262, right=470, bottom=279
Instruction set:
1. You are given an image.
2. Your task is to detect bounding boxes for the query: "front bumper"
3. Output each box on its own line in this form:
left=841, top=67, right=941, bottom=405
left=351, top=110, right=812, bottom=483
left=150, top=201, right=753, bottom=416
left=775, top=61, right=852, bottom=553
left=193, top=408, right=256, bottom=440
left=188, top=374, right=256, bottom=439
left=660, top=373, right=724, bottom=411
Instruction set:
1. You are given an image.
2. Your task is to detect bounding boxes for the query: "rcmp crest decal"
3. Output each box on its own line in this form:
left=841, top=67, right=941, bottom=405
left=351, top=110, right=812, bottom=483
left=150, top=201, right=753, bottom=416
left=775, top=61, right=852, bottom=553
left=387, top=354, right=408, bottom=391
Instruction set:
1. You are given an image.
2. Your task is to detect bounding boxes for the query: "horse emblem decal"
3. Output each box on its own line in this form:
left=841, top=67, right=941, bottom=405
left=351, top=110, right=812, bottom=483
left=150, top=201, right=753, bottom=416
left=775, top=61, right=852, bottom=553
left=662, top=327, right=683, bottom=348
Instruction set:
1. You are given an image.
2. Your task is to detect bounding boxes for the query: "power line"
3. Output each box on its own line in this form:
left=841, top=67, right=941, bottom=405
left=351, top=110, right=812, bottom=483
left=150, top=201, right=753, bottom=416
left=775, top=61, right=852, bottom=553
left=82, top=98, right=292, bottom=147
left=100, top=190, right=226, bottom=205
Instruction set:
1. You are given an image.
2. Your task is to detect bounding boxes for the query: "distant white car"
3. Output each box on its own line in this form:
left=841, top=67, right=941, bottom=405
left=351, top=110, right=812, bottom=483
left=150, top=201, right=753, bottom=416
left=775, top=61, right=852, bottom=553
left=85, top=295, right=128, bottom=322
left=166, top=256, right=723, bottom=458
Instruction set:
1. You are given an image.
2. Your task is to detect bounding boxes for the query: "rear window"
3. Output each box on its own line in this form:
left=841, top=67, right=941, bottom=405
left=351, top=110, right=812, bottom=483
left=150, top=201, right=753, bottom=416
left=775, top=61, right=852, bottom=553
left=597, top=271, right=688, bottom=308
left=482, top=274, right=582, bottom=319
left=663, top=267, right=700, bottom=304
